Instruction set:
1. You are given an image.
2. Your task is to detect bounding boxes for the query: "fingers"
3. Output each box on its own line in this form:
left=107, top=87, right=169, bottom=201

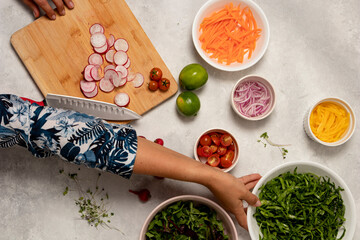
left=52, top=0, right=66, bottom=16
left=22, top=0, right=40, bottom=18
left=244, top=179, right=259, bottom=190
left=239, top=173, right=262, bottom=184
left=63, top=0, right=75, bottom=9
left=234, top=208, right=248, bottom=230
left=34, top=0, right=56, bottom=20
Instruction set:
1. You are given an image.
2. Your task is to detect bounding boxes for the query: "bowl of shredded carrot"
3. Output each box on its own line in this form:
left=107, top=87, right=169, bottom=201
left=304, top=98, right=356, bottom=146
left=192, top=0, right=270, bottom=71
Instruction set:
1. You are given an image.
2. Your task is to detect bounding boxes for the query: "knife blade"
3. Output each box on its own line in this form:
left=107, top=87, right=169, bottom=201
left=45, top=93, right=141, bottom=121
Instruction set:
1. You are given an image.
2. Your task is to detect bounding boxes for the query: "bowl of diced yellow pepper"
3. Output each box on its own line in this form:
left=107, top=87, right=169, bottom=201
left=304, top=97, right=356, bottom=146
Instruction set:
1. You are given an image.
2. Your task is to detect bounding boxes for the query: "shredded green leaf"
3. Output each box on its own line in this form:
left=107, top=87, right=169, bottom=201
left=254, top=168, right=346, bottom=240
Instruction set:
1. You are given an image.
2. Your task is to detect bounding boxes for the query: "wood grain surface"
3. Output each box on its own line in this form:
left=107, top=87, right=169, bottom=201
left=10, top=0, right=178, bottom=122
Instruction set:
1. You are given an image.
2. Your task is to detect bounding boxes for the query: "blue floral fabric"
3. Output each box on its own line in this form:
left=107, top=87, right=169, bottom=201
left=0, top=94, right=137, bottom=179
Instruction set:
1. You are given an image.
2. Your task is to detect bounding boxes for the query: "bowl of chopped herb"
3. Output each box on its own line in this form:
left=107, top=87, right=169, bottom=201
left=247, top=161, right=356, bottom=240
left=140, top=195, right=237, bottom=240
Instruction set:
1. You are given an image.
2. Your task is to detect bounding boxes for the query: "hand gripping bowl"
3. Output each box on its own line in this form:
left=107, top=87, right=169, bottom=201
left=247, top=161, right=356, bottom=240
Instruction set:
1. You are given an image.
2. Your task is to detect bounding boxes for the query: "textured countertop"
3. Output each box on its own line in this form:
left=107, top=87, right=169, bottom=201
left=0, top=0, right=359, bottom=239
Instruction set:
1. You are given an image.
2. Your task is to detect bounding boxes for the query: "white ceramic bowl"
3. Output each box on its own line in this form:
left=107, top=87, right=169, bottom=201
left=139, top=195, right=238, bottom=240
left=304, top=97, right=356, bottom=146
left=194, top=128, right=239, bottom=172
left=231, top=75, right=276, bottom=120
left=247, top=161, right=356, bottom=240
left=192, top=0, right=270, bottom=71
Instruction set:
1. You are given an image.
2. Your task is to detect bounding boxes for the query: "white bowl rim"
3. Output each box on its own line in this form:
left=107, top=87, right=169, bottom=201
left=193, top=128, right=239, bottom=172
left=305, top=97, right=356, bottom=147
left=192, top=0, right=270, bottom=72
left=139, top=195, right=238, bottom=240
left=231, top=75, right=276, bottom=121
left=247, top=161, right=356, bottom=240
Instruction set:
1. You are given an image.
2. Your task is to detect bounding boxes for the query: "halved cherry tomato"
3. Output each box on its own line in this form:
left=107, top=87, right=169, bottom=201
left=220, top=134, right=233, bottom=147
left=148, top=80, right=159, bottom=91
left=228, top=142, right=235, bottom=151
left=197, top=146, right=203, bottom=157
left=201, top=146, right=212, bottom=158
left=217, top=146, right=227, bottom=156
left=207, top=154, right=220, bottom=167
left=150, top=67, right=162, bottom=81
left=220, top=150, right=234, bottom=168
left=159, top=78, right=170, bottom=91
left=199, top=134, right=211, bottom=146
left=210, top=133, right=221, bottom=146
left=210, top=144, right=218, bottom=153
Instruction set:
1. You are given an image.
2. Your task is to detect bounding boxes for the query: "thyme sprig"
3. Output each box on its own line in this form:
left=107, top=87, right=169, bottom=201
left=257, top=132, right=290, bottom=159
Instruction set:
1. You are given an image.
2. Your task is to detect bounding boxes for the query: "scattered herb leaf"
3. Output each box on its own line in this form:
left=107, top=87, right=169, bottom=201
left=258, top=132, right=290, bottom=159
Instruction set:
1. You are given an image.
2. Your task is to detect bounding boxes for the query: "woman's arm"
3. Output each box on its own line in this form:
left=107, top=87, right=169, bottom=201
left=134, top=137, right=261, bottom=230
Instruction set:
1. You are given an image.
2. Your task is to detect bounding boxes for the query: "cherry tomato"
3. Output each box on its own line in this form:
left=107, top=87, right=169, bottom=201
left=210, top=133, right=221, bottom=146
left=220, top=134, right=233, bottom=147
left=154, top=138, right=164, bottom=145
left=148, top=80, right=158, bottom=91
left=197, top=146, right=203, bottom=157
left=217, top=146, right=227, bottom=156
left=150, top=67, right=162, bottom=81
left=220, top=150, right=234, bottom=168
left=199, top=134, right=211, bottom=146
left=159, top=78, right=170, bottom=91
left=210, top=144, right=218, bottom=153
left=207, top=154, right=220, bottom=167
left=201, top=146, right=212, bottom=158
left=228, top=142, right=235, bottom=151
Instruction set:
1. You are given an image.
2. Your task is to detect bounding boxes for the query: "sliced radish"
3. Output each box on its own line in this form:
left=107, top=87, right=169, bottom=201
left=90, top=65, right=102, bottom=81
left=113, top=51, right=128, bottom=66
left=90, top=33, right=107, bottom=48
left=115, top=65, right=128, bottom=78
left=107, top=34, right=115, bottom=48
left=83, top=85, right=98, bottom=98
left=80, top=80, right=96, bottom=93
left=94, top=42, right=108, bottom=54
left=88, top=53, right=103, bottom=66
left=99, top=78, right=114, bottom=93
left=118, top=77, right=127, bottom=87
left=104, top=69, right=121, bottom=87
left=84, top=65, right=95, bottom=81
left=105, top=49, right=116, bottom=63
left=114, top=38, right=129, bottom=52
left=89, top=23, right=104, bottom=35
left=127, top=72, right=136, bottom=82
left=114, top=92, right=130, bottom=107
left=104, top=65, right=116, bottom=72
left=124, top=58, right=131, bottom=69
left=132, top=73, right=144, bottom=88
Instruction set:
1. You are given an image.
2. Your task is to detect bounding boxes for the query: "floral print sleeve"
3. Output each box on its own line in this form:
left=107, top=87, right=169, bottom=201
left=0, top=94, right=137, bottom=179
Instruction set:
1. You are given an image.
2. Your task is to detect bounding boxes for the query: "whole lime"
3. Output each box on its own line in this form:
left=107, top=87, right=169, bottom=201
left=176, top=91, right=201, bottom=116
left=179, top=63, right=208, bottom=90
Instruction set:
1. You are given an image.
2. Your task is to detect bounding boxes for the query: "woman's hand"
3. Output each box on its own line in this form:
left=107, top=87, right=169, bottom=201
left=22, top=0, right=74, bottom=20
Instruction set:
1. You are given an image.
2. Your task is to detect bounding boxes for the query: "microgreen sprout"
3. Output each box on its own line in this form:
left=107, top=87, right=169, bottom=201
left=257, top=132, right=290, bottom=159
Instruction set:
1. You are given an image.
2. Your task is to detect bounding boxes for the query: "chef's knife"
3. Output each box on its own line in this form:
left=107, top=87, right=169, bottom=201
left=21, top=93, right=141, bottom=121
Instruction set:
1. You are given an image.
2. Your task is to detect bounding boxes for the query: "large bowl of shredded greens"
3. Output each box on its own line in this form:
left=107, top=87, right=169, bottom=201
left=247, top=161, right=356, bottom=240
left=140, top=195, right=238, bottom=240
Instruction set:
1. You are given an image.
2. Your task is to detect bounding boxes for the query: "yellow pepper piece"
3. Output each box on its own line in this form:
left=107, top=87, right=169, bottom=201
left=310, top=102, right=350, bottom=142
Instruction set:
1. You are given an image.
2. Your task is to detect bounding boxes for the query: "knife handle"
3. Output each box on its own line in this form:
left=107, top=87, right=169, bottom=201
left=20, top=97, right=45, bottom=106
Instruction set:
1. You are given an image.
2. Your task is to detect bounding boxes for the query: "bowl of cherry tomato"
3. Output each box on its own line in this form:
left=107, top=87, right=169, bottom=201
left=194, top=128, right=239, bottom=172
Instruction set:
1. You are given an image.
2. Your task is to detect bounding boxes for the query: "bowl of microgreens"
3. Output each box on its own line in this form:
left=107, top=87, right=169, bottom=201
left=247, top=161, right=356, bottom=240
left=140, top=195, right=238, bottom=240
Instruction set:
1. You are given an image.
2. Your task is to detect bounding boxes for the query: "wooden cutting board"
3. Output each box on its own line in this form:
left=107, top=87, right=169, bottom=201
left=10, top=0, right=178, bottom=122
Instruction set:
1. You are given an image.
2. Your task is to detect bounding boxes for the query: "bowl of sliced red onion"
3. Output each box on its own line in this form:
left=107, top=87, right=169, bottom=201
left=231, top=75, right=276, bottom=120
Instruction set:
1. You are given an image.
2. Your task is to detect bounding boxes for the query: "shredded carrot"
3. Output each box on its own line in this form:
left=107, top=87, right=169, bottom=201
left=199, top=3, right=262, bottom=65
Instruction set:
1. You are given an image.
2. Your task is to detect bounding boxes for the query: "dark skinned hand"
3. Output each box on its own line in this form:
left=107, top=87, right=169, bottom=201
left=22, top=0, right=74, bottom=20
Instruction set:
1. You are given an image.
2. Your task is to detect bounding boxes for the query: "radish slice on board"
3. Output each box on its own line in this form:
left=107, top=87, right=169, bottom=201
left=83, top=85, right=98, bottom=98
left=88, top=53, right=103, bottom=66
left=127, top=72, right=136, bottom=82
left=114, top=38, right=129, bottom=52
left=115, top=65, right=128, bottom=78
left=105, top=49, right=116, bottom=63
left=114, top=92, right=130, bottom=107
left=118, top=77, right=127, bottom=87
left=90, top=65, right=102, bottom=81
left=90, top=33, right=107, bottom=48
left=80, top=80, right=96, bottom=93
left=104, top=65, right=116, bottom=72
left=107, top=34, right=115, bottom=48
left=99, top=78, right=114, bottom=93
left=94, top=42, right=108, bottom=54
left=124, top=58, right=131, bottom=69
left=113, top=51, right=128, bottom=66
left=132, top=73, right=144, bottom=88
left=104, top=69, right=121, bottom=87
left=89, top=23, right=104, bottom=35
left=84, top=65, right=95, bottom=81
